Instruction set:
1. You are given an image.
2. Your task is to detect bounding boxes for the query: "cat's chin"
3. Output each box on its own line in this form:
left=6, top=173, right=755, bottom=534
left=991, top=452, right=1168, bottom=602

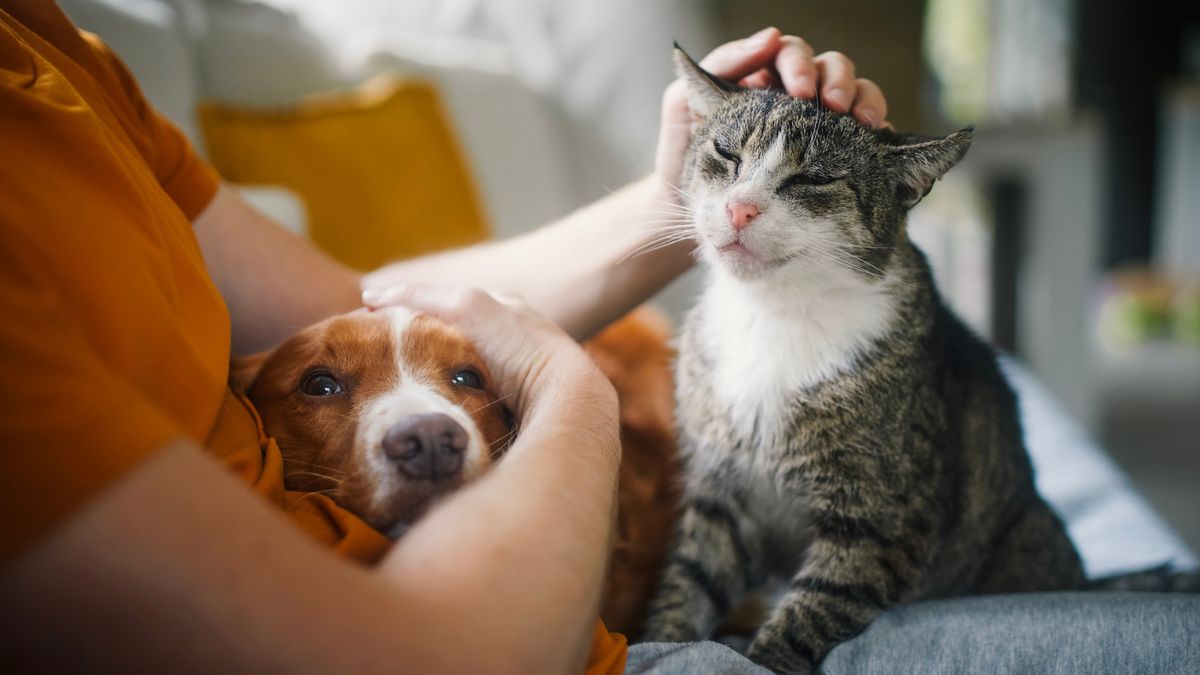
left=711, top=242, right=788, bottom=279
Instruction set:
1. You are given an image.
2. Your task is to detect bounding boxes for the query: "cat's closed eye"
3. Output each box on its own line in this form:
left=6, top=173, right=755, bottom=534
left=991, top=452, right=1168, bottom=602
left=713, top=141, right=741, bottom=174
left=779, top=172, right=840, bottom=190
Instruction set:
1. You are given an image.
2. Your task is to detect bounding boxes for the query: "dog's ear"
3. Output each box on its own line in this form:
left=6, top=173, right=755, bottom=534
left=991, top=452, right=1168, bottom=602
left=229, top=350, right=271, bottom=395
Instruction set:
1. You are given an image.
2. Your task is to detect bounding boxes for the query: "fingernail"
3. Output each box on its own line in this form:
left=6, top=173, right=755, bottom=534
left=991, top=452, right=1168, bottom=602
left=825, top=87, right=850, bottom=110
left=743, top=27, right=775, bottom=51
left=362, top=288, right=384, bottom=304
left=860, top=109, right=878, bottom=127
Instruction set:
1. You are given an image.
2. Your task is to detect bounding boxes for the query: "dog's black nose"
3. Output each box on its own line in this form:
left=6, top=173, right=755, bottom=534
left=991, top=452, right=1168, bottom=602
left=382, top=413, right=468, bottom=481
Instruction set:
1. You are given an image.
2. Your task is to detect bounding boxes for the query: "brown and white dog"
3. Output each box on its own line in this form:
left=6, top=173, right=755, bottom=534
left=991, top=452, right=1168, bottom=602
left=231, top=306, right=679, bottom=637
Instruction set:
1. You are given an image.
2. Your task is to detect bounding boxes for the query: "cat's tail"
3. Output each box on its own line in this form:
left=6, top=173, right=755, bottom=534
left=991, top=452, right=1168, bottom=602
left=1087, top=564, right=1200, bottom=592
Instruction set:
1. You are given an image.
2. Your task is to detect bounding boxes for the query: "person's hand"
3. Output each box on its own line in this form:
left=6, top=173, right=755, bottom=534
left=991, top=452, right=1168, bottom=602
left=362, top=285, right=618, bottom=425
left=655, top=27, right=890, bottom=195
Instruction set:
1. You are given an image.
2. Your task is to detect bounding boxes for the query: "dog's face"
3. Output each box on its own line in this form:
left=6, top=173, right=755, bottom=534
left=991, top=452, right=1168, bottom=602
left=233, top=307, right=515, bottom=537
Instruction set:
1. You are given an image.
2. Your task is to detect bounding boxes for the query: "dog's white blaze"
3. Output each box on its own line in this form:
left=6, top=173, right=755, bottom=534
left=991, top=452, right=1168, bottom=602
left=351, top=308, right=489, bottom=510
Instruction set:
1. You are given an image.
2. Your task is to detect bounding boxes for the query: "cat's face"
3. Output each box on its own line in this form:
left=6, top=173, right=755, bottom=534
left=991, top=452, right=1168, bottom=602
left=675, top=48, right=971, bottom=282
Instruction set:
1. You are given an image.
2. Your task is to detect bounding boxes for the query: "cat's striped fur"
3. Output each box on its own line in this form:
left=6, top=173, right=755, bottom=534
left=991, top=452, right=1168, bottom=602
left=639, top=49, right=1087, bottom=673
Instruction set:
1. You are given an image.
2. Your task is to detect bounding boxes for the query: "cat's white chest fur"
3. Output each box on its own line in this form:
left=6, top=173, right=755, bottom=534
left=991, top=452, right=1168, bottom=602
left=697, top=265, right=898, bottom=448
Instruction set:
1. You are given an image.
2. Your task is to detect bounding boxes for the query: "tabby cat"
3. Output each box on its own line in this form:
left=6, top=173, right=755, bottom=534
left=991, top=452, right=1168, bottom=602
left=639, top=48, right=1086, bottom=673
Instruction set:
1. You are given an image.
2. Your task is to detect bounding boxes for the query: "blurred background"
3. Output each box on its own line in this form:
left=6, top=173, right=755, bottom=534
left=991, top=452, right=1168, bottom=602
left=62, top=0, right=1198, bottom=551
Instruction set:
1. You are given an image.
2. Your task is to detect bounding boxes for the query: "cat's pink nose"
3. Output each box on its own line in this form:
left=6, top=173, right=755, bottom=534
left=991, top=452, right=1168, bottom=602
left=727, top=201, right=761, bottom=232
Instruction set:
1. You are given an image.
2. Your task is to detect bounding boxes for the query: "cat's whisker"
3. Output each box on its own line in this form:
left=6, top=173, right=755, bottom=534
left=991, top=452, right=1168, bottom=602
left=660, top=181, right=696, bottom=204
left=650, top=199, right=695, bottom=214
left=614, top=223, right=695, bottom=250
left=616, top=226, right=695, bottom=249
left=801, top=244, right=919, bottom=289
left=796, top=243, right=883, bottom=281
left=837, top=243, right=893, bottom=250
left=620, top=233, right=698, bottom=263
left=640, top=213, right=693, bottom=219
left=651, top=197, right=694, bottom=209
left=835, top=248, right=889, bottom=277
left=648, top=221, right=697, bottom=231
left=628, top=216, right=695, bottom=228
left=628, top=234, right=698, bottom=257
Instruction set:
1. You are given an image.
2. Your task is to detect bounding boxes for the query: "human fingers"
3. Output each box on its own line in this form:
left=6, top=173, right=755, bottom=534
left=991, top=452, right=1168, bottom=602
left=813, top=51, right=857, bottom=113
left=774, top=35, right=817, bottom=98
left=850, top=77, right=888, bottom=129
left=363, top=284, right=587, bottom=414
left=362, top=283, right=500, bottom=324
left=738, top=68, right=774, bottom=89
left=698, top=26, right=782, bottom=82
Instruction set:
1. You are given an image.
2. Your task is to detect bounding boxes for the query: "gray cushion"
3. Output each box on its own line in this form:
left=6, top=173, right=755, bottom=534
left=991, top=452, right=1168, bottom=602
left=1004, top=359, right=1197, bottom=576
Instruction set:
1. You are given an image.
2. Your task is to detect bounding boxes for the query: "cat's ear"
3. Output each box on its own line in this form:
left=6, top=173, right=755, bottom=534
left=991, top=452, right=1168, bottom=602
left=882, top=128, right=973, bottom=208
left=673, top=43, right=735, bottom=120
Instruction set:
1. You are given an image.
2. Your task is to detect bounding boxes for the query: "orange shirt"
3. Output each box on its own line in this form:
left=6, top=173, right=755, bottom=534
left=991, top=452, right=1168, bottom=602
left=0, top=0, right=391, bottom=565
left=0, top=3, right=624, bottom=671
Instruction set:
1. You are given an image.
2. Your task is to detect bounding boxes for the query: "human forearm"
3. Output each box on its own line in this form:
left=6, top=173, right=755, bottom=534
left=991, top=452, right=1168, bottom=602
left=0, top=437, right=615, bottom=674
left=365, top=176, right=694, bottom=339
left=194, top=185, right=363, bottom=355
left=199, top=175, right=692, bottom=354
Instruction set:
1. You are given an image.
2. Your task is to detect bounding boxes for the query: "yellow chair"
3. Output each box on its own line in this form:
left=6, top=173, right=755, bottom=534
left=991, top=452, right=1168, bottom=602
left=199, top=76, right=489, bottom=270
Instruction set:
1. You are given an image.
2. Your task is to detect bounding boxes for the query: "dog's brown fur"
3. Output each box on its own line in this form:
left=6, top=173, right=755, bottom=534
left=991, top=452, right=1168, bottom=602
left=585, top=308, right=680, bottom=637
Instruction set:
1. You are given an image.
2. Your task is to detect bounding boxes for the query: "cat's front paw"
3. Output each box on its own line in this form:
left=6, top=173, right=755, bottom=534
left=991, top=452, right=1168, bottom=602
left=746, top=638, right=813, bottom=675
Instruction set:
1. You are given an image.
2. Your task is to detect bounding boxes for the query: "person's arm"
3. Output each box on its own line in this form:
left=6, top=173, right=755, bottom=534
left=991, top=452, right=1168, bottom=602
left=196, top=30, right=890, bottom=352
left=364, top=175, right=690, bottom=340
left=1, top=289, right=620, bottom=674
left=192, top=184, right=363, bottom=355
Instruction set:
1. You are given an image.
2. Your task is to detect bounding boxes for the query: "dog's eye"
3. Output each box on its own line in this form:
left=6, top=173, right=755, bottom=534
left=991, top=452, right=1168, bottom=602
left=451, top=369, right=484, bottom=389
left=300, top=371, right=343, bottom=397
